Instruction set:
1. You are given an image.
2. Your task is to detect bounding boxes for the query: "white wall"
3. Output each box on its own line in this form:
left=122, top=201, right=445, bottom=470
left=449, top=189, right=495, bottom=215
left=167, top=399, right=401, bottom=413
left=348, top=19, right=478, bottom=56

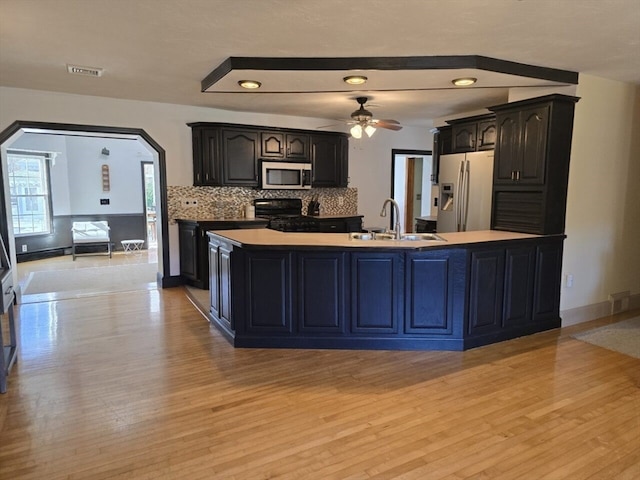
left=560, top=75, right=640, bottom=317
left=64, top=136, right=149, bottom=215
left=9, top=133, right=151, bottom=215
left=349, top=127, right=433, bottom=227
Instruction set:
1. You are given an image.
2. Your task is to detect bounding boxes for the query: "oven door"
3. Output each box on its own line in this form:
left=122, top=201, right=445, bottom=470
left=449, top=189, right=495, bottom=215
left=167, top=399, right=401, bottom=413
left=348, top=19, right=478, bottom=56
left=261, top=161, right=312, bottom=190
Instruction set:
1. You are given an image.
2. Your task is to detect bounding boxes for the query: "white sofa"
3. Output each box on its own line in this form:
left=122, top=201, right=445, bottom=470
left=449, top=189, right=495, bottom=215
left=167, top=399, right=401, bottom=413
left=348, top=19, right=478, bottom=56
left=71, top=221, right=112, bottom=260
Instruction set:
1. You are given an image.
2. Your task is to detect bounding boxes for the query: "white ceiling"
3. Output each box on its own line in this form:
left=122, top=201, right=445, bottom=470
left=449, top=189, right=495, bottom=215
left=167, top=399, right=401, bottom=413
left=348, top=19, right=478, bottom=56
left=1, top=0, right=638, bottom=128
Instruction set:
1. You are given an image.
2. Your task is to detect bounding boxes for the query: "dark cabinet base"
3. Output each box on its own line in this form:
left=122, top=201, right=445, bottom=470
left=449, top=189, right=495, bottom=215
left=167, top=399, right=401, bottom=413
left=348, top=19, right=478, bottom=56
left=208, top=233, right=564, bottom=351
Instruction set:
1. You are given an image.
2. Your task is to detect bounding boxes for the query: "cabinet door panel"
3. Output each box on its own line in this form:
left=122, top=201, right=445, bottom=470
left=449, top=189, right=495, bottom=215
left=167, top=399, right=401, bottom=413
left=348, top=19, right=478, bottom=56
left=286, top=134, right=309, bottom=159
left=261, top=132, right=284, bottom=158
left=494, top=114, right=520, bottom=183
left=246, top=253, right=292, bottom=333
left=452, top=123, right=477, bottom=153
left=209, top=243, right=219, bottom=319
left=219, top=246, right=232, bottom=329
left=311, top=135, right=347, bottom=187
left=502, top=246, right=535, bottom=327
left=222, top=130, right=258, bottom=185
left=477, top=120, right=497, bottom=150
left=351, top=253, right=402, bottom=333
left=298, top=253, right=346, bottom=333
left=179, top=224, right=198, bottom=280
left=533, top=241, right=563, bottom=323
left=520, top=106, right=549, bottom=184
left=492, top=191, right=545, bottom=234
left=405, top=253, right=452, bottom=335
left=468, top=249, right=505, bottom=335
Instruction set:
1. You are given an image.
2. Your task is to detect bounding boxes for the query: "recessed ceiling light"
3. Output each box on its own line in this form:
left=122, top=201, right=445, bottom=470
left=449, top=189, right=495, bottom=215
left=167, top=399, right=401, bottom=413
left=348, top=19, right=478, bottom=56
left=238, top=80, right=261, bottom=89
left=452, top=77, right=477, bottom=87
left=343, top=75, right=368, bottom=85
left=67, top=64, right=104, bottom=77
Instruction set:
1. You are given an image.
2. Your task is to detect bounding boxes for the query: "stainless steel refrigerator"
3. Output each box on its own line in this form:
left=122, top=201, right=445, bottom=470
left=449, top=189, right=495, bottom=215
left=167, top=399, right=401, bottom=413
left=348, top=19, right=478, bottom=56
left=437, top=151, right=494, bottom=232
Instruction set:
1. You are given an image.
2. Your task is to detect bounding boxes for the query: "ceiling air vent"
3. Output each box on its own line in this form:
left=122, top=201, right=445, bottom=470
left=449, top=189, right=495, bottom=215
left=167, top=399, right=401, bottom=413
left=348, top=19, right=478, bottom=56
left=67, top=64, right=104, bottom=77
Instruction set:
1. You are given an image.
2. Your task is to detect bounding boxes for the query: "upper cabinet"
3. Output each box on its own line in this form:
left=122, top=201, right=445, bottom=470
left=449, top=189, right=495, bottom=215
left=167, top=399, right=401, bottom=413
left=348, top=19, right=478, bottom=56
left=492, top=105, right=549, bottom=185
left=310, top=133, right=349, bottom=188
left=221, top=129, right=259, bottom=186
left=189, top=123, right=348, bottom=188
left=260, top=131, right=309, bottom=161
left=191, top=126, right=221, bottom=186
left=488, top=94, right=579, bottom=235
left=447, top=114, right=496, bottom=153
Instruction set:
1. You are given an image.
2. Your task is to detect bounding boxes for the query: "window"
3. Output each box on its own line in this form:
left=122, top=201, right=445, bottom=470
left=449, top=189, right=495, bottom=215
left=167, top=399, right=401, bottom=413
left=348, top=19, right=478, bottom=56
left=7, top=151, right=53, bottom=236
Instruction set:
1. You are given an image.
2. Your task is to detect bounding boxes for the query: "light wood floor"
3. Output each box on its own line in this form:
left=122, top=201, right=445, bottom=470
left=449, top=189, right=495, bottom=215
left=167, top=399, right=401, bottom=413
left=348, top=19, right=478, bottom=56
left=16, top=249, right=158, bottom=303
left=0, top=288, right=638, bottom=479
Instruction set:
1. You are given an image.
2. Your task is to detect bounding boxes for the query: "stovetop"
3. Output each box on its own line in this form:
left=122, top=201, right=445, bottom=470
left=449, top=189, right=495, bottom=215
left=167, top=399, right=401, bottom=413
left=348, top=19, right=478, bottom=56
left=253, top=198, right=318, bottom=232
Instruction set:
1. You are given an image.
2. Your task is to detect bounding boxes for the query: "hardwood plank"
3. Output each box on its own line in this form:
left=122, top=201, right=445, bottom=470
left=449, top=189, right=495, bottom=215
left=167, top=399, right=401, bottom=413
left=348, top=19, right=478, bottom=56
left=0, top=288, right=638, bottom=479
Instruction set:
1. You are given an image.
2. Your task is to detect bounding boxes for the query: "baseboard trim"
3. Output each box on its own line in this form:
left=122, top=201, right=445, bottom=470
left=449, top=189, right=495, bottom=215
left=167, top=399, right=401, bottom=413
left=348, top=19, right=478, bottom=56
left=561, top=292, right=640, bottom=327
left=160, top=273, right=184, bottom=288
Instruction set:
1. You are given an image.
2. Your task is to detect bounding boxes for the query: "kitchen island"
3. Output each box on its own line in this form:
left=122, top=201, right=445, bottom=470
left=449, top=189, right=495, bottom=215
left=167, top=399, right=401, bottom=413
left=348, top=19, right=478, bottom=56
left=207, top=229, right=564, bottom=351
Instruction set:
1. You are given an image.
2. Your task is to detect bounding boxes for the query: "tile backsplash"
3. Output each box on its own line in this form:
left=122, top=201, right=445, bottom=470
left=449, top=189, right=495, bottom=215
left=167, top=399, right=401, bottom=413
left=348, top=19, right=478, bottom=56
left=168, top=186, right=358, bottom=222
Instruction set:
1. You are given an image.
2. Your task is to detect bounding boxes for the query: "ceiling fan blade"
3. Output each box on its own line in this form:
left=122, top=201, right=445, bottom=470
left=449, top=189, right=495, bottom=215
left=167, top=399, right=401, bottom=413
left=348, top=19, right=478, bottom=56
left=374, top=120, right=403, bottom=131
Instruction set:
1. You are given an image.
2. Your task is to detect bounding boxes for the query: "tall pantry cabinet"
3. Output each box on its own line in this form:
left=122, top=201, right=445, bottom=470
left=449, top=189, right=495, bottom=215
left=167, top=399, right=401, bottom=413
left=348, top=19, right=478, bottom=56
left=488, top=94, right=579, bottom=235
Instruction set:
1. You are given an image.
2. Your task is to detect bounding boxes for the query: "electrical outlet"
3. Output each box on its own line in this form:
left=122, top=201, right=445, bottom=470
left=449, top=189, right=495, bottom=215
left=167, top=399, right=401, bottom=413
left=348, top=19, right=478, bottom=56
left=565, top=274, right=574, bottom=288
left=338, top=196, right=344, bottom=206
left=182, top=198, right=198, bottom=207
left=21, top=244, right=27, bottom=253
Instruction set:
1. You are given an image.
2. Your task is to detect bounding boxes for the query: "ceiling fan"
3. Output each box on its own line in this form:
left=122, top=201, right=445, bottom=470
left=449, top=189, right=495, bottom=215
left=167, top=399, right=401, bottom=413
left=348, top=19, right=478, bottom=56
left=347, top=97, right=403, bottom=138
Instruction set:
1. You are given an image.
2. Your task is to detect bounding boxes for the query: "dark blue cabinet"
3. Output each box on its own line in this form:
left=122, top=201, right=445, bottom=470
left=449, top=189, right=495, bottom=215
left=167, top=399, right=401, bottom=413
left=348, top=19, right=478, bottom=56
left=502, top=245, right=536, bottom=327
left=405, top=250, right=460, bottom=335
left=245, top=252, right=293, bottom=334
left=208, top=232, right=563, bottom=351
left=297, top=252, right=347, bottom=333
left=533, top=241, right=563, bottom=324
left=468, top=249, right=505, bottom=336
left=350, top=252, right=403, bottom=334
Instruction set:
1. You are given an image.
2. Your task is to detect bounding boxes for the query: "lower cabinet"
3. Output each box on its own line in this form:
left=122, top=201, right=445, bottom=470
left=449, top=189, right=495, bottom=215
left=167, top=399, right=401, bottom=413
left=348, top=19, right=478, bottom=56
left=405, top=250, right=463, bottom=336
left=207, top=233, right=564, bottom=350
left=350, top=252, right=403, bottom=334
left=466, top=237, right=563, bottom=346
left=178, top=219, right=267, bottom=289
left=244, top=251, right=293, bottom=334
left=468, top=249, right=505, bottom=336
left=208, top=238, right=233, bottom=333
left=502, top=245, right=536, bottom=328
left=297, top=252, right=347, bottom=333
left=532, top=241, right=564, bottom=323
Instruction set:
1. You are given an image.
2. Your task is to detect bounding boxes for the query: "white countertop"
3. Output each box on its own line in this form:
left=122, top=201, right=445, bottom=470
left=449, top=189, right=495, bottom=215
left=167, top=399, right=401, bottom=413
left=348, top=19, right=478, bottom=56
left=208, top=228, right=542, bottom=249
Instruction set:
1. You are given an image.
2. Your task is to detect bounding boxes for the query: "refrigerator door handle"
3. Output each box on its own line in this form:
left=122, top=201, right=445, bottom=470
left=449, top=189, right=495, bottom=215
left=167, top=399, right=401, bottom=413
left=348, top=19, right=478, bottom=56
left=456, top=160, right=465, bottom=231
left=461, top=160, right=471, bottom=231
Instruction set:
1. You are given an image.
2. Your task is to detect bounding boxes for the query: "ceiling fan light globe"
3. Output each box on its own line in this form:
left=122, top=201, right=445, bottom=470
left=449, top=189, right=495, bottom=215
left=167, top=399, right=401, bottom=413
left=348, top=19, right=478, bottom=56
left=364, top=125, right=376, bottom=137
left=350, top=124, right=363, bottom=139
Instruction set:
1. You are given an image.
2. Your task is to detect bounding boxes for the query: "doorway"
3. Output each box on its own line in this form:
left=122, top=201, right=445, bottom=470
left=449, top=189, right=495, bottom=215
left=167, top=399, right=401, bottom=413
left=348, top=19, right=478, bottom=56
left=142, top=161, right=157, bottom=247
left=391, top=149, right=434, bottom=233
left=0, top=121, right=171, bottom=302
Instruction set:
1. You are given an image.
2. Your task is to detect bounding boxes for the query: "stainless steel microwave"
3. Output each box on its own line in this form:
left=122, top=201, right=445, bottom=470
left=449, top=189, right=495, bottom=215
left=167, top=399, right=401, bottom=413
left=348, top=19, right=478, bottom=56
left=261, top=161, right=312, bottom=190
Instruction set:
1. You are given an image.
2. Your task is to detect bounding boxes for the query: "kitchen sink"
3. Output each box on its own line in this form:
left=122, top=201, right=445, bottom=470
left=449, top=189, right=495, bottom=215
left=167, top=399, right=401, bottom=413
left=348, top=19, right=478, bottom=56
left=349, top=232, right=396, bottom=241
left=401, top=233, right=446, bottom=242
left=349, top=232, right=375, bottom=240
left=349, top=232, right=446, bottom=242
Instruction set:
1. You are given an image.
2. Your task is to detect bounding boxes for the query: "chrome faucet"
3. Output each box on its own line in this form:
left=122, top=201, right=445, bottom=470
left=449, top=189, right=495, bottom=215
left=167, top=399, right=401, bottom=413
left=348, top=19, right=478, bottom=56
left=380, top=198, right=402, bottom=239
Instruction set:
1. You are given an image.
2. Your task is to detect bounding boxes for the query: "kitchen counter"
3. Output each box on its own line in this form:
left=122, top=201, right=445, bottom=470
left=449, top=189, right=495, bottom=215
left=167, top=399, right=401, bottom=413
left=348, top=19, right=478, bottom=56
left=208, top=228, right=539, bottom=249
left=176, top=217, right=269, bottom=225
left=207, top=229, right=564, bottom=351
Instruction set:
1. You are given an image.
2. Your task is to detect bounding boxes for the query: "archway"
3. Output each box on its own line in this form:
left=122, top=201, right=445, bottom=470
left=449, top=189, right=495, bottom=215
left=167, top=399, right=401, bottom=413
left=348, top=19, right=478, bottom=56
left=0, top=120, right=171, bottom=293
